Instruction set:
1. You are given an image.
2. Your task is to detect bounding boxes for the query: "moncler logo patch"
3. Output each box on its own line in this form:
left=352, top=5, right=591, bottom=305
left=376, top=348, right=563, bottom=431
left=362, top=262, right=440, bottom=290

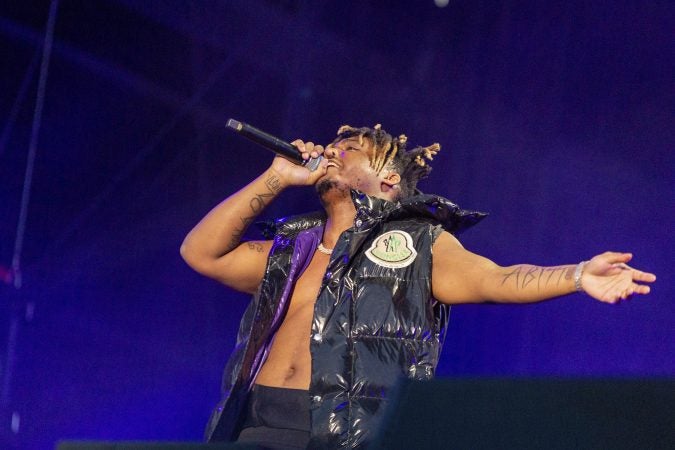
left=365, top=230, right=418, bottom=269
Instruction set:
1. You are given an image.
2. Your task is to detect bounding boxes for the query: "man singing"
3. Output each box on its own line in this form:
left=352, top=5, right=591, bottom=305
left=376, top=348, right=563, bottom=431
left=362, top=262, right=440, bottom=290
left=180, top=124, right=655, bottom=449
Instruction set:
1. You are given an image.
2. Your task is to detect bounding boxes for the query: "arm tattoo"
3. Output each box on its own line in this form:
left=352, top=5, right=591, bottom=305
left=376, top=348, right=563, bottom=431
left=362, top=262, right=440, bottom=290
left=265, top=174, right=282, bottom=193
left=501, top=265, right=575, bottom=291
left=225, top=173, right=280, bottom=251
left=247, top=242, right=264, bottom=252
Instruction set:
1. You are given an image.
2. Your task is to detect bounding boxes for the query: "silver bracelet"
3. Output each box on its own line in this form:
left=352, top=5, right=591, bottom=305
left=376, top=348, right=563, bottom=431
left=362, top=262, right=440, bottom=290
left=574, top=261, right=588, bottom=293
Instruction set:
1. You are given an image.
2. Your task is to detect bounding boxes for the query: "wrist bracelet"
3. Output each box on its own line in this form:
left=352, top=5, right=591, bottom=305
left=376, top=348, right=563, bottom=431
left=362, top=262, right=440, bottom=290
left=574, top=261, right=587, bottom=293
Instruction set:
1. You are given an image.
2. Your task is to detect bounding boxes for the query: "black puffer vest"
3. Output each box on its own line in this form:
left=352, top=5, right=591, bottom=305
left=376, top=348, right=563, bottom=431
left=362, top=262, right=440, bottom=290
left=205, top=191, right=485, bottom=448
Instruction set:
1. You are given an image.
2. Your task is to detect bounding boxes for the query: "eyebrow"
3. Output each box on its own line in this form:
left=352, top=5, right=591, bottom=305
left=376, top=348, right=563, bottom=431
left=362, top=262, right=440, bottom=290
left=338, top=138, right=362, bottom=148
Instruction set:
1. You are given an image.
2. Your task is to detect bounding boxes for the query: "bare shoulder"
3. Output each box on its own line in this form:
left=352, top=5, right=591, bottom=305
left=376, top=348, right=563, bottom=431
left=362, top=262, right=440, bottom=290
left=432, top=230, right=464, bottom=253
left=431, top=231, right=474, bottom=279
left=431, top=230, right=498, bottom=304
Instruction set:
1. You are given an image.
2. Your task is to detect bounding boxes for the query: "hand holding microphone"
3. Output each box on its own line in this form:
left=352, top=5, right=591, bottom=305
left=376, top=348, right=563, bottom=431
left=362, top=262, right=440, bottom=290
left=226, top=119, right=324, bottom=171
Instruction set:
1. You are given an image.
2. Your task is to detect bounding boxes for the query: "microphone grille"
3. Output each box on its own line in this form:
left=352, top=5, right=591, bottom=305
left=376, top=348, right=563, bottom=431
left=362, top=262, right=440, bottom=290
left=226, top=118, right=243, bottom=131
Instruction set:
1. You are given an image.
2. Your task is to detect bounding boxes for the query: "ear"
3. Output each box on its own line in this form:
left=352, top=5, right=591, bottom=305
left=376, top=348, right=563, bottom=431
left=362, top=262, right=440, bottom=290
left=380, top=171, right=401, bottom=197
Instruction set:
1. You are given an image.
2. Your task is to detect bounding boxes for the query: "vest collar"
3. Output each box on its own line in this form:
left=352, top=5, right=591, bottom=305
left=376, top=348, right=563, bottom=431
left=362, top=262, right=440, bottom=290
left=351, top=189, right=487, bottom=234
left=259, top=190, right=487, bottom=238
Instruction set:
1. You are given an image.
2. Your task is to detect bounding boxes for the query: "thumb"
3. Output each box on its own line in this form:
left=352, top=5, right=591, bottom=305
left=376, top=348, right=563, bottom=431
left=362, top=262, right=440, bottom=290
left=305, top=158, right=329, bottom=185
left=598, top=251, right=632, bottom=264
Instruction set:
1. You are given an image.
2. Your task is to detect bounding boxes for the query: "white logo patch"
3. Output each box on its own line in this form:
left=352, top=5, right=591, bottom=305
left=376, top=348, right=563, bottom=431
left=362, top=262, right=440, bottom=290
left=365, top=230, right=418, bottom=269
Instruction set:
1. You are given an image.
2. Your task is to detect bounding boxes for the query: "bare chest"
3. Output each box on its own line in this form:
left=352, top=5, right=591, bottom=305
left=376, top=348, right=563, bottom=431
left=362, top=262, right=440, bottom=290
left=254, top=252, right=329, bottom=388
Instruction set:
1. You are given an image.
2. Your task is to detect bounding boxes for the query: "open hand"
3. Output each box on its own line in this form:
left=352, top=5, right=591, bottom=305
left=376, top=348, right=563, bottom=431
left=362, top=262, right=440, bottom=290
left=582, top=252, right=656, bottom=303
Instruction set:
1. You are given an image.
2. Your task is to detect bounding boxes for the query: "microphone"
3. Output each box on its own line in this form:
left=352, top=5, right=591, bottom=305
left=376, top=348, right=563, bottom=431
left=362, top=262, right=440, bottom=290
left=226, top=119, right=323, bottom=171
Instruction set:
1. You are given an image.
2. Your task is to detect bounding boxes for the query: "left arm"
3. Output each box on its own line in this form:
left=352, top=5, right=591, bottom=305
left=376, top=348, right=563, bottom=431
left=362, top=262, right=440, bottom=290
left=431, top=232, right=656, bottom=305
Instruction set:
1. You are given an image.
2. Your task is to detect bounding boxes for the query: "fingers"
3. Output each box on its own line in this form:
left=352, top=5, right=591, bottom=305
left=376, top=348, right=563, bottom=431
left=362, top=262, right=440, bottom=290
left=597, top=251, right=632, bottom=264
left=306, top=158, right=330, bottom=184
left=617, top=283, right=650, bottom=301
left=598, top=280, right=652, bottom=304
left=587, top=255, right=656, bottom=304
left=291, top=139, right=324, bottom=160
left=590, top=252, right=656, bottom=281
left=632, top=269, right=657, bottom=283
left=633, top=284, right=650, bottom=295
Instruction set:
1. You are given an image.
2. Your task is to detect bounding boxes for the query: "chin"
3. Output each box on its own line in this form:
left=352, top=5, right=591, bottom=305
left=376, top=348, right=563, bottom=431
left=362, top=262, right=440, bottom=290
left=316, top=178, right=350, bottom=204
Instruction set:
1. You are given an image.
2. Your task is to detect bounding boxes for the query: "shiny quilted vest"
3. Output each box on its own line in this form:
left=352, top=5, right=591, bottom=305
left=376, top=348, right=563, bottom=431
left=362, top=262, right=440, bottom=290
left=205, top=191, right=485, bottom=448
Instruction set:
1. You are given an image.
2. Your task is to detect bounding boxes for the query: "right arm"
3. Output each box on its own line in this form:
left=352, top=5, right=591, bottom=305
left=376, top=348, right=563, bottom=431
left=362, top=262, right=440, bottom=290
left=180, top=142, right=327, bottom=294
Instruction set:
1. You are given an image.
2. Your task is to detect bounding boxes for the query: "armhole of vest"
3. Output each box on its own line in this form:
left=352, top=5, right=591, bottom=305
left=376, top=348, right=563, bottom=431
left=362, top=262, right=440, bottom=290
left=260, top=234, right=292, bottom=291
left=429, top=224, right=444, bottom=305
left=430, top=223, right=444, bottom=245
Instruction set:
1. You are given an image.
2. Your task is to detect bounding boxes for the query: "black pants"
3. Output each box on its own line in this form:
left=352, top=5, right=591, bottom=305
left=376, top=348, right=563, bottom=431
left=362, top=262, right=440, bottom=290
left=236, top=384, right=311, bottom=450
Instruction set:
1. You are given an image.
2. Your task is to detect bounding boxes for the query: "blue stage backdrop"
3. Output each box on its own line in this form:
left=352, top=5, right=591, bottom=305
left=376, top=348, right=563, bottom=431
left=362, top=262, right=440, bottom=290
left=0, top=0, right=672, bottom=448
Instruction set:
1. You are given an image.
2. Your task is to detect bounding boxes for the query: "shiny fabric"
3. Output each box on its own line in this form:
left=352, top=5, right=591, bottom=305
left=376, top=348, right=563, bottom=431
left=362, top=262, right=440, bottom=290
left=205, top=190, right=486, bottom=448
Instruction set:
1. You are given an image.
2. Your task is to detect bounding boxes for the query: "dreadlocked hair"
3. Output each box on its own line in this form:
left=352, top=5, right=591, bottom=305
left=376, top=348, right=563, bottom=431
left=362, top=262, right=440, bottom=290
left=333, top=124, right=440, bottom=198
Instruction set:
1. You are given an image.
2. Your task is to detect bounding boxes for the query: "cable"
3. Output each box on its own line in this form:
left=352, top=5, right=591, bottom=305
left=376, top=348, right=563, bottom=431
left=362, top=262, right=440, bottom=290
left=0, top=47, right=40, bottom=159
left=1, top=0, right=59, bottom=424
left=11, top=0, right=60, bottom=289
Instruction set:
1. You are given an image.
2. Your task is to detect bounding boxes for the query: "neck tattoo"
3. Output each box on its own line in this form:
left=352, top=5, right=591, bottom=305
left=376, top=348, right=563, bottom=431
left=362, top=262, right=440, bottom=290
left=317, top=242, right=334, bottom=255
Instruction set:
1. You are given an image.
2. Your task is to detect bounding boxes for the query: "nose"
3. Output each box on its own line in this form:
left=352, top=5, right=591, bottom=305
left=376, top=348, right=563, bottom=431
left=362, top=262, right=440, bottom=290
left=324, top=144, right=338, bottom=158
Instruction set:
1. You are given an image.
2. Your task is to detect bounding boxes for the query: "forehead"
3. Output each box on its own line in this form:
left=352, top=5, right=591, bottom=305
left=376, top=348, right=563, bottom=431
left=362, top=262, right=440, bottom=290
left=332, top=135, right=373, bottom=150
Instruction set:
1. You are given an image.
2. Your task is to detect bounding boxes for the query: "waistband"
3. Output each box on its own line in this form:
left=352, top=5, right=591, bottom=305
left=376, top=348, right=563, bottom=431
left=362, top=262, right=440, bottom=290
left=243, top=383, right=310, bottom=432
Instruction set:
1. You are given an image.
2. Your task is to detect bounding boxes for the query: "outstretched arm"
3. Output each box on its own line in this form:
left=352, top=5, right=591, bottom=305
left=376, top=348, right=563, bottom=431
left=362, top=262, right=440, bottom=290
left=180, top=141, right=327, bottom=294
left=431, top=232, right=656, bottom=305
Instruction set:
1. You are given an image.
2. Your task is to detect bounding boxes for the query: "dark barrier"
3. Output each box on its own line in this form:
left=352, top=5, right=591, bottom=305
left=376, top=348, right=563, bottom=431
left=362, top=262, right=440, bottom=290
left=56, top=379, right=675, bottom=449
left=57, top=443, right=256, bottom=450
left=370, top=378, right=675, bottom=450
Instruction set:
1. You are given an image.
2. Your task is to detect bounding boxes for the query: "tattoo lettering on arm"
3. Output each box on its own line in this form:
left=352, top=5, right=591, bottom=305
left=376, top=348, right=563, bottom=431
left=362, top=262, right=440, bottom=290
left=228, top=216, right=254, bottom=251
left=501, top=266, right=522, bottom=288
left=265, top=174, right=282, bottom=193
left=501, top=265, right=575, bottom=291
left=247, top=242, right=264, bottom=252
left=225, top=173, right=281, bottom=252
left=521, top=266, right=540, bottom=289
